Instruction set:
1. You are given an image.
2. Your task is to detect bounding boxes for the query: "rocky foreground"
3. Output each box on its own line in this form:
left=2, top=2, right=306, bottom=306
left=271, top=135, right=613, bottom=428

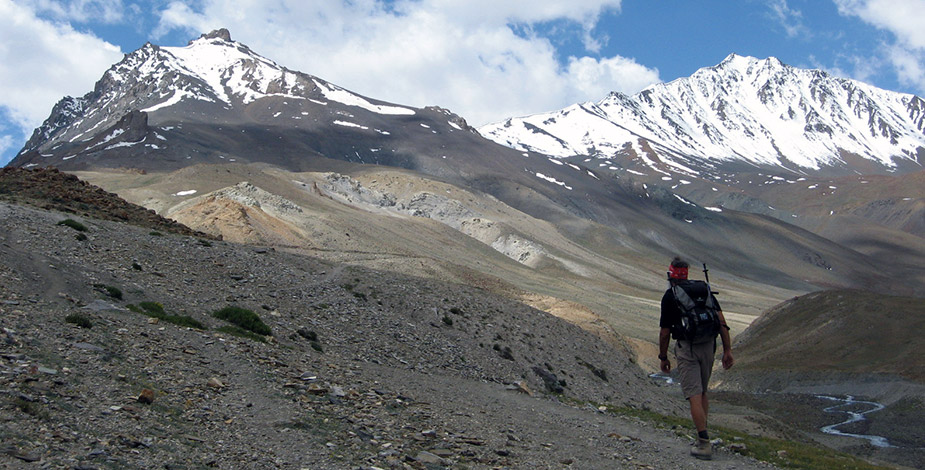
left=0, top=195, right=782, bottom=469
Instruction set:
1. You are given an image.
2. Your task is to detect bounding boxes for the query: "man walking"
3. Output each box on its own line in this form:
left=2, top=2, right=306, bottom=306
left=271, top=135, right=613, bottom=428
left=658, top=257, right=734, bottom=460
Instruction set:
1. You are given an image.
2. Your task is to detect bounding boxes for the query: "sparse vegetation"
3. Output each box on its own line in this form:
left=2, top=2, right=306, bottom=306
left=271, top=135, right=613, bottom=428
left=93, top=284, right=123, bottom=300
left=217, top=325, right=267, bottom=343
left=493, top=344, right=514, bottom=360
left=57, top=218, right=87, bottom=232
left=296, top=329, right=323, bottom=351
left=65, top=312, right=93, bottom=328
left=297, top=329, right=318, bottom=341
left=212, top=306, right=271, bottom=336
left=128, top=301, right=206, bottom=329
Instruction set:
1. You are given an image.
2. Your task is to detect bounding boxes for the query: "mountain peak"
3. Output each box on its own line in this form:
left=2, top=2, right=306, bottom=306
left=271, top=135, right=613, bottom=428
left=481, top=54, right=925, bottom=175
left=190, top=28, right=233, bottom=45
left=716, top=53, right=785, bottom=72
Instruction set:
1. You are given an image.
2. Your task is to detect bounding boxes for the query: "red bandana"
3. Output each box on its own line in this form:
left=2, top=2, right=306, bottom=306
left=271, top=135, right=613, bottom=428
left=668, top=265, right=688, bottom=280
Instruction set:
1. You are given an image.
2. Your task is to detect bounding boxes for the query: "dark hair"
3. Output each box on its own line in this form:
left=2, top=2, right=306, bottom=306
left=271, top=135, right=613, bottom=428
left=670, top=256, right=689, bottom=269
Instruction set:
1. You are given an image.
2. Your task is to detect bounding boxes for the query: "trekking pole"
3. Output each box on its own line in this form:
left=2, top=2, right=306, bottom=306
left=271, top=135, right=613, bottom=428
left=703, top=263, right=718, bottom=295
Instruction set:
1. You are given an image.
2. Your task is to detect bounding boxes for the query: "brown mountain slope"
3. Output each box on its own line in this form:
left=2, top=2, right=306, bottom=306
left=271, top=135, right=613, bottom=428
left=727, top=289, right=924, bottom=382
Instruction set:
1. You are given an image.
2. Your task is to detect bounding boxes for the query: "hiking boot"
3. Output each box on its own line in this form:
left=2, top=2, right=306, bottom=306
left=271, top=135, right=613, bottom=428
left=691, top=438, right=712, bottom=460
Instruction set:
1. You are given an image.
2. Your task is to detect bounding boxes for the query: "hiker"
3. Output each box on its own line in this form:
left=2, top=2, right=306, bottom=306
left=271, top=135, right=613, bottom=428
left=658, top=256, right=734, bottom=460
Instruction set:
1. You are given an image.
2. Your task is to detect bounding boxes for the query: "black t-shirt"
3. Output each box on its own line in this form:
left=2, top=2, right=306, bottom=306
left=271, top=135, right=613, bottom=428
left=659, top=283, right=722, bottom=339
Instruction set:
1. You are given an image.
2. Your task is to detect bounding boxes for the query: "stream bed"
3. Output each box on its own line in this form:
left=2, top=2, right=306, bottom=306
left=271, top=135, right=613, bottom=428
left=817, top=395, right=892, bottom=448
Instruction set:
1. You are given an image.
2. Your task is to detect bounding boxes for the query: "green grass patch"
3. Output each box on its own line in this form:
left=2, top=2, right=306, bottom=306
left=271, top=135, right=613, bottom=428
left=128, top=301, right=206, bottom=330
left=212, top=306, right=271, bottom=336
left=57, top=218, right=87, bottom=232
left=93, top=284, right=123, bottom=300
left=216, top=325, right=267, bottom=343
left=65, top=312, right=93, bottom=328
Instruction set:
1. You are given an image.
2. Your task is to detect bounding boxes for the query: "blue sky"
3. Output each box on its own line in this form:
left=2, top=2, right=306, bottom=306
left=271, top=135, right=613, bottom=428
left=2, top=0, right=924, bottom=166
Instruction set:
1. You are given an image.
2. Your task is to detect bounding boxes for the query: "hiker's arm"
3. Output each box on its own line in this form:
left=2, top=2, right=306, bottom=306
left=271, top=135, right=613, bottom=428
left=658, top=327, right=671, bottom=373
left=717, top=310, right=734, bottom=369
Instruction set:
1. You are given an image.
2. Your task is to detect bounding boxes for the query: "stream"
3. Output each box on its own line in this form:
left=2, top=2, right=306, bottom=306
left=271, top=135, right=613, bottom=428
left=647, top=375, right=894, bottom=448
left=817, top=395, right=892, bottom=448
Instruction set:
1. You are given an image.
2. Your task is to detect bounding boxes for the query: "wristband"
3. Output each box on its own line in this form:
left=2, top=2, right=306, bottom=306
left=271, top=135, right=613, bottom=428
left=658, top=354, right=668, bottom=361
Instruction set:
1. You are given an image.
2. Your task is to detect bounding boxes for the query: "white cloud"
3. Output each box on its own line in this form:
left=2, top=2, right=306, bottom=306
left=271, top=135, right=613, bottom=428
left=834, top=0, right=925, bottom=93
left=567, top=56, right=660, bottom=100
left=834, top=0, right=925, bottom=48
left=20, top=0, right=127, bottom=23
left=0, top=133, right=14, bottom=159
left=0, top=0, right=123, bottom=136
left=154, top=0, right=657, bottom=125
left=767, top=0, right=809, bottom=38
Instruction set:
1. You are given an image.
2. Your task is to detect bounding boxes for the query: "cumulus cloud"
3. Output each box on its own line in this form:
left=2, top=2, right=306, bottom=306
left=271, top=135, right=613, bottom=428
left=834, top=0, right=925, bottom=93
left=0, top=0, right=124, bottom=164
left=154, top=0, right=658, bottom=125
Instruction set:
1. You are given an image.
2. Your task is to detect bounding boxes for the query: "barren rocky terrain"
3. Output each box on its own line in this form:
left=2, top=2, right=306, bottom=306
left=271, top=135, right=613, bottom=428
left=1, top=191, right=781, bottom=469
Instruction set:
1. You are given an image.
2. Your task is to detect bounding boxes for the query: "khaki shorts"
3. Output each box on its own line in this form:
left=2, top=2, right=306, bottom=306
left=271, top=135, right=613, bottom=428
left=674, top=340, right=716, bottom=399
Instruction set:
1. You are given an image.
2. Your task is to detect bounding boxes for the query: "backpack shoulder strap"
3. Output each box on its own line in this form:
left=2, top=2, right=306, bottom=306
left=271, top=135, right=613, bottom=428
left=670, top=283, right=696, bottom=311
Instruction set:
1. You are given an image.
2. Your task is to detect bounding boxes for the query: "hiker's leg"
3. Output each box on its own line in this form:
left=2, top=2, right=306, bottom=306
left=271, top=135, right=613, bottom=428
left=689, top=393, right=708, bottom=432
left=702, top=392, right=709, bottom=424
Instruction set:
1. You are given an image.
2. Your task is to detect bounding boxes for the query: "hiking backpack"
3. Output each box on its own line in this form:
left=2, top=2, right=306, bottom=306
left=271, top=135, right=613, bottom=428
left=670, top=280, right=721, bottom=344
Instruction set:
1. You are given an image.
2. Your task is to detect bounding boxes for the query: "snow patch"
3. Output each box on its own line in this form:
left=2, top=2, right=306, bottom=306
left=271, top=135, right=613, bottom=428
left=313, top=79, right=414, bottom=115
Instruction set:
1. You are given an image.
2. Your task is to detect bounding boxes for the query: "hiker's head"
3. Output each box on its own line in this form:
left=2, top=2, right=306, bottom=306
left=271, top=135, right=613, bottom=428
left=668, top=256, right=689, bottom=281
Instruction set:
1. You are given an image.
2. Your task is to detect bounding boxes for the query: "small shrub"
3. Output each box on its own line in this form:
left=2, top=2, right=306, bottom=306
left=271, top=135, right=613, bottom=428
left=212, top=306, right=271, bottom=336
left=449, top=307, right=463, bottom=315
left=310, top=341, right=324, bottom=352
left=128, top=302, right=205, bottom=329
left=94, top=284, right=123, bottom=300
left=297, top=329, right=318, bottom=342
left=217, top=325, right=267, bottom=343
left=197, top=239, right=212, bottom=247
left=138, top=301, right=165, bottom=316
left=65, top=313, right=93, bottom=328
left=442, top=315, right=453, bottom=326
left=494, top=344, right=514, bottom=361
left=164, top=315, right=206, bottom=329
left=149, top=231, right=163, bottom=237
left=75, top=233, right=88, bottom=241
left=57, top=218, right=87, bottom=232
left=132, top=262, right=143, bottom=271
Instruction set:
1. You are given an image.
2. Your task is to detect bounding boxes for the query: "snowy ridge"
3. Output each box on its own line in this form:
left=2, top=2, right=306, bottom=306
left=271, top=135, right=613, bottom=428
left=480, top=54, right=925, bottom=175
left=18, top=30, right=415, bottom=156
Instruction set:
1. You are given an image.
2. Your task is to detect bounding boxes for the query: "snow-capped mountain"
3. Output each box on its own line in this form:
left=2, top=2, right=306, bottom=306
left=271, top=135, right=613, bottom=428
left=480, top=54, right=925, bottom=177
left=12, top=29, right=479, bottom=172
left=8, top=31, right=925, bottom=300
